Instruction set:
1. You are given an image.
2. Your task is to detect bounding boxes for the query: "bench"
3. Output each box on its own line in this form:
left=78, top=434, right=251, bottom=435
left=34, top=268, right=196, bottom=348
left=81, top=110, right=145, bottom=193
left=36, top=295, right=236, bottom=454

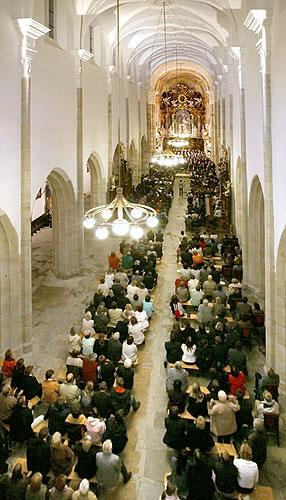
left=164, top=472, right=274, bottom=500
left=118, top=357, right=139, bottom=367
left=28, top=396, right=41, bottom=407
left=211, top=442, right=237, bottom=457
left=179, top=409, right=210, bottom=423
left=168, top=361, right=199, bottom=371
left=186, top=385, right=210, bottom=395
left=14, top=458, right=97, bottom=485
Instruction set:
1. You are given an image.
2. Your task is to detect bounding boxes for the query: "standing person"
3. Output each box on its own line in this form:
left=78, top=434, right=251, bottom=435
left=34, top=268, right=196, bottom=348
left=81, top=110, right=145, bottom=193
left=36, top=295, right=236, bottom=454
left=49, top=475, right=74, bottom=500
left=208, top=390, right=240, bottom=443
left=2, top=349, right=16, bottom=378
left=96, top=440, right=132, bottom=489
left=25, top=472, right=47, bottom=500
left=72, top=479, right=97, bottom=500
left=10, top=395, right=34, bottom=444
left=179, top=179, right=185, bottom=197
left=42, top=369, right=60, bottom=405
left=233, top=443, right=259, bottom=496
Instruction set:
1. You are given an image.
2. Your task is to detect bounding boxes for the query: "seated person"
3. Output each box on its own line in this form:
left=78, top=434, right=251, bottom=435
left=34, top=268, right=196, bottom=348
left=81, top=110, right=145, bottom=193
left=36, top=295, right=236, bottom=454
left=213, top=451, right=238, bottom=498
left=122, top=335, right=138, bottom=363
left=2, top=349, right=16, bottom=378
left=117, top=358, right=134, bottom=390
left=160, top=482, right=180, bottom=500
left=110, top=377, right=140, bottom=416
left=181, top=336, right=196, bottom=364
left=167, top=379, right=187, bottom=414
left=128, top=316, right=145, bottom=346
left=247, top=418, right=268, bottom=469
left=255, top=366, right=279, bottom=400
left=233, top=443, right=259, bottom=495
left=228, top=366, right=246, bottom=395
left=166, top=361, right=188, bottom=393
left=65, top=402, right=87, bottom=443
left=86, top=407, right=106, bottom=445
left=165, top=332, right=183, bottom=365
left=197, top=299, right=212, bottom=325
left=163, top=406, right=186, bottom=450
left=187, top=448, right=215, bottom=500
left=187, top=383, right=208, bottom=418
left=66, top=350, right=83, bottom=386
left=189, top=284, right=204, bottom=307
left=255, top=390, right=279, bottom=420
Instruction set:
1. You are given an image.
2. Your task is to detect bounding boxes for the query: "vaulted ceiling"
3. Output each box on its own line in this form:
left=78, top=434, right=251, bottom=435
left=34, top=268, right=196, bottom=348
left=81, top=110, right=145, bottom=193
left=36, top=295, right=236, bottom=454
left=75, top=0, right=243, bottom=85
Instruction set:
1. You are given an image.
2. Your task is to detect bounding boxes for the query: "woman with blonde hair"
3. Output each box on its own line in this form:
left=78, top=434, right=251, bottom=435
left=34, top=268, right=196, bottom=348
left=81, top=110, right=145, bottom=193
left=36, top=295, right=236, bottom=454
left=127, top=280, right=139, bottom=300
left=233, top=443, right=259, bottom=495
left=128, top=316, right=145, bottom=345
left=123, top=303, right=135, bottom=321
left=82, top=311, right=95, bottom=334
left=212, top=296, right=224, bottom=317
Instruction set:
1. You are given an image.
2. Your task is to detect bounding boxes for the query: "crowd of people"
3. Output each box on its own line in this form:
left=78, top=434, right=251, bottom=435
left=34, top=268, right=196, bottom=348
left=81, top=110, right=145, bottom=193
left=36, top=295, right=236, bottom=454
left=159, top=229, right=279, bottom=500
left=0, top=169, right=178, bottom=500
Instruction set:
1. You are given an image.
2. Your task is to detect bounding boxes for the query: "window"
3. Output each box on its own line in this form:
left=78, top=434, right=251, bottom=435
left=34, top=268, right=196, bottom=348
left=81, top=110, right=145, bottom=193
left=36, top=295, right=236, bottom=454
left=89, top=26, right=93, bottom=54
left=48, top=0, right=56, bottom=39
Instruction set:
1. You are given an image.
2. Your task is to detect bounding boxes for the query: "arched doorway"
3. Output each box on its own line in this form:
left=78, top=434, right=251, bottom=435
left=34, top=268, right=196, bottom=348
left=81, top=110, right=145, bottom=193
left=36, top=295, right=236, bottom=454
left=47, top=168, right=79, bottom=278
left=0, top=210, right=20, bottom=353
left=275, top=229, right=286, bottom=386
left=248, top=175, right=265, bottom=298
left=86, top=153, right=106, bottom=209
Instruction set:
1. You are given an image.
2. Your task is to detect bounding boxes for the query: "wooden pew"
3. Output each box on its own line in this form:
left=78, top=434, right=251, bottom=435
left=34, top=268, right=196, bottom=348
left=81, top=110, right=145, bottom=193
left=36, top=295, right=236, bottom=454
left=14, top=458, right=98, bottom=485
left=179, top=409, right=210, bottom=423
left=168, top=361, right=199, bottom=371
left=186, top=385, right=210, bottom=395
left=211, top=442, right=237, bottom=457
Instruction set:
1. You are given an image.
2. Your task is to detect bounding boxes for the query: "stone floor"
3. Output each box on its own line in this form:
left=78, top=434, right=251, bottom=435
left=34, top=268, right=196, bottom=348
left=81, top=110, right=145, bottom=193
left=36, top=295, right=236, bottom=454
left=9, top=179, right=286, bottom=499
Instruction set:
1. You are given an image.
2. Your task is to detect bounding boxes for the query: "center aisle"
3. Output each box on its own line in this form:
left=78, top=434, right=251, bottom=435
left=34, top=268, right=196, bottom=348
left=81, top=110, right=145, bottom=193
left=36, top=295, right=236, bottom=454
left=109, top=178, right=188, bottom=500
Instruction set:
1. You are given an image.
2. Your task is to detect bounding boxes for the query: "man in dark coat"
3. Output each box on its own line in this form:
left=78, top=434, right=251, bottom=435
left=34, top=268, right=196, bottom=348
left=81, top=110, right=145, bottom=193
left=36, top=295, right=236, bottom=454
left=93, top=381, right=113, bottom=419
left=110, top=377, right=140, bottom=416
left=107, top=333, right=122, bottom=364
left=117, top=359, right=134, bottom=390
left=26, top=427, right=51, bottom=478
left=44, top=396, right=70, bottom=435
left=10, top=396, right=34, bottom=443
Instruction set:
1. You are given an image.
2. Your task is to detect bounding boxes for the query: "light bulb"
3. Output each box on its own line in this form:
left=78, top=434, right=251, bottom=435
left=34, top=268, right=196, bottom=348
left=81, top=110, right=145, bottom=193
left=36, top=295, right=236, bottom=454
left=112, top=219, right=130, bottom=236
left=147, top=216, right=158, bottom=228
left=131, top=208, right=143, bottom=219
left=130, top=226, right=144, bottom=239
left=95, top=227, right=109, bottom=239
left=158, top=158, right=164, bottom=166
left=172, top=157, right=178, bottom=166
left=102, top=208, right=112, bottom=220
left=179, top=158, right=185, bottom=164
left=83, top=218, right=95, bottom=229
left=165, top=158, right=173, bottom=167
left=151, top=157, right=158, bottom=164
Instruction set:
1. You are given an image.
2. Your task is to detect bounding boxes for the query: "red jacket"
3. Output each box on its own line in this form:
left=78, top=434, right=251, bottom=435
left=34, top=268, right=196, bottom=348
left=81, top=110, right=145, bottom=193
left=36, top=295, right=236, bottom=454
left=82, top=359, right=98, bottom=386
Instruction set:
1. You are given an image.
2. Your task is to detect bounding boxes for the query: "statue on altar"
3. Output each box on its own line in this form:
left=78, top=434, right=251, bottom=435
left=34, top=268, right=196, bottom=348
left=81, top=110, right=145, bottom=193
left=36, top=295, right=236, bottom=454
left=174, top=109, right=191, bottom=135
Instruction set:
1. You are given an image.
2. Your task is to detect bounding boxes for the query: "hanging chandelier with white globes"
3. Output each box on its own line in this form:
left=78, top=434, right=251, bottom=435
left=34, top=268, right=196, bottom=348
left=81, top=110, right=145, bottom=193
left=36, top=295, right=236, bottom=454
left=151, top=147, right=186, bottom=167
left=167, top=138, right=189, bottom=148
left=84, top=188, right=159, bottom=240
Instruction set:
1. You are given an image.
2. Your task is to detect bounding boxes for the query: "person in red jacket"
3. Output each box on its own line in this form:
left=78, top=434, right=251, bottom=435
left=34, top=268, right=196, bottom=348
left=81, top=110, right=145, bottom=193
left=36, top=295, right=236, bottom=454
left=2, top=349, right=16, bottom=378
left=108, top=252, right=120, bottom=270
left=82, top=353, right=98, bottom=387
left=228, top=366, right=246, bottom=395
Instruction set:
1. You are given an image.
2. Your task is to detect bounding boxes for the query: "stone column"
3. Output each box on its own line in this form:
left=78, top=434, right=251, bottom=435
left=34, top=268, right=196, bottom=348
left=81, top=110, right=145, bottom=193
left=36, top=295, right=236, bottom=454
left=230, top=46, right=249, bottom=283
left=217, top=86, right=221, bottom=149
left=209, top=88, right=215, bottom=162
left=74, top=49, right=93, bottom=275
left=16, top=19, right=49, bottom=352
left=107, top=66, right=115, bottom=187
left=228, top=67, right=236, bottom=229
left=125, top=78, right=130, bottom=167
left=222, top=97, right=226, bottom=146
left=244, top=9, right=275, bottom=368
left=147, top=89, right=156, bottom=162
left=137, top=82, right=142, bottom=179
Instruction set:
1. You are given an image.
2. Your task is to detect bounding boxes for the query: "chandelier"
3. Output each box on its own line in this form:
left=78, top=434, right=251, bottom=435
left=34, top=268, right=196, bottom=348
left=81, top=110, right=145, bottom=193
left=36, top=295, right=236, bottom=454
left=168, top=139, right=189, bottom=148
left=150, top=1, right=186, bottom=168
left=84, top=0, right=158, bottom=239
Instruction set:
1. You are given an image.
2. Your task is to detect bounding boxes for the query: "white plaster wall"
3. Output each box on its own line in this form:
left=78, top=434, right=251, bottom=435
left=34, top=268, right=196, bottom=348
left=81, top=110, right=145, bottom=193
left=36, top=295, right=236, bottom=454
left=0, top=2, right=21, bottom=235
left=111, top=73, right=127, bottom=156
left=82, top=62, right=108, bottom=177
left=140, top=86, right=147, bottom=138
left=30, top=37, right=77, bottom=203
left=271, top=5, right=286, bottom=259
left=244, top=43, right=264, bottom=195
left=128, top=81, right=139, bottom=150
left=231, top=74, right=241, bottom=184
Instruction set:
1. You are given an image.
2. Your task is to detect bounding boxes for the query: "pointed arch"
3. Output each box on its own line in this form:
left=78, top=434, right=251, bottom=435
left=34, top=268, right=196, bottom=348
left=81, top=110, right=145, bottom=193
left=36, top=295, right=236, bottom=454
left=87, top=152, right=106, bottom=208
left=0, top=210, right=20, bottom=353
left=248, top=175, right=265, bottom=297
left=112, top=143, right=125, bottom=178
left=275, top=228, right=286, bottom=385
left=129, top=139, right=139, bottom=184
left=47, top=168, right=79, bottom=278
left=141, top=135, right=148, bottom=175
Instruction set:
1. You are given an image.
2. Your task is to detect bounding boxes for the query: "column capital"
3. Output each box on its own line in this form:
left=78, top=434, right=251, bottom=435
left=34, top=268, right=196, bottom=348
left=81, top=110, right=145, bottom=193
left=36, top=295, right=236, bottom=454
left=16, top=18, right=49, bottom=77
left=137, top=81, right=142, bottom=100
left=73, top=49, right=93, bottom=86
left=243, top=9, right=272, bottom=34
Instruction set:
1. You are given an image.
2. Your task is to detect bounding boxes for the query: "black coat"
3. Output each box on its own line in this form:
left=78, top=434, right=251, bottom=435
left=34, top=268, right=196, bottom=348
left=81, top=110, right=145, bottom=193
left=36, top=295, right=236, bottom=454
left=93, top=391, right=113, bottom=419
left=44, top=402, right=70, bottom=435
left=75, top=446, right=97, bottom=479
left=103, top=416, right=128, bottom=454
left=110, top=388, right=131, bottom=416
left=10, top=406, right=34, bottom=443
left=117, top=365, right=134, bottom=390
left=107, top=338, right=122, bottom=363
left=26, top=437, right=51, bottom=476
left=163, top=416, right=186, bottom=450
left=21, top=375, right=42, bottom=400
left=165, top=340, right=183, bottom=364
left=186, top=424, right=214, bottom=452
left=187, top=462, right=215, bottom=500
